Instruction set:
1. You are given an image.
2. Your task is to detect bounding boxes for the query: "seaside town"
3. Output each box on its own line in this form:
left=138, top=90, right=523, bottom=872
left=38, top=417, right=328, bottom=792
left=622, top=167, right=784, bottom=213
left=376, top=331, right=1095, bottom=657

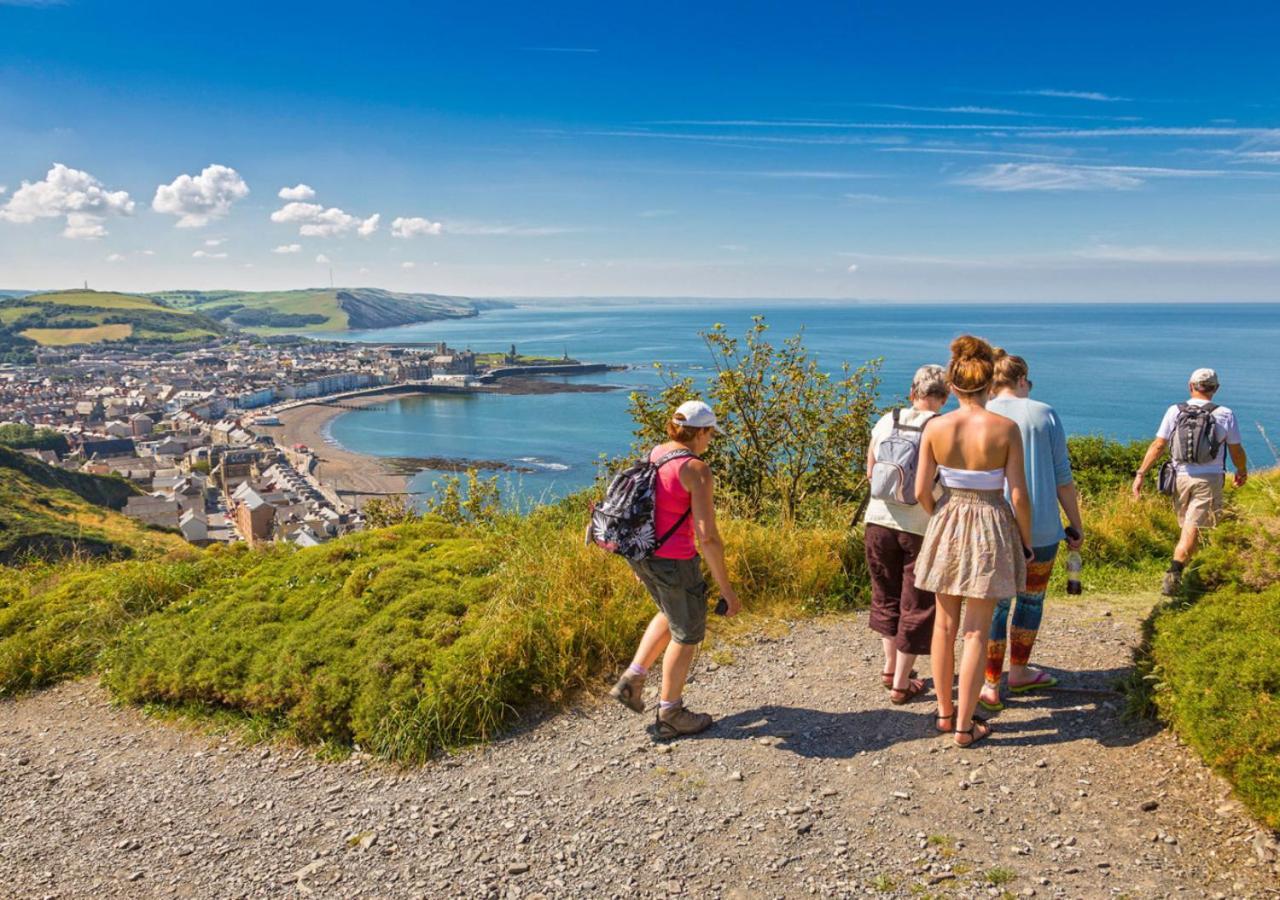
left=0, top=337, right=595, bottom=548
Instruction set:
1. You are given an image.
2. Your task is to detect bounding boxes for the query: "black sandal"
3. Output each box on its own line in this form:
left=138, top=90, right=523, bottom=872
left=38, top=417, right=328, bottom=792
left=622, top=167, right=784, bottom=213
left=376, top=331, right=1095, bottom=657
left=933, top=709, right=956, bottom=733
left=953, top=716, right=992, bottom=749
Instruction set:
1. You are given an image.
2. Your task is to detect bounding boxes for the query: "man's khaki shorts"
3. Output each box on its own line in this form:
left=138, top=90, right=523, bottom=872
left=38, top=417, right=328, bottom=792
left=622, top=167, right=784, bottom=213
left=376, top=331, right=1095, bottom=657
left=1174, top=472, right=1224, bottom=528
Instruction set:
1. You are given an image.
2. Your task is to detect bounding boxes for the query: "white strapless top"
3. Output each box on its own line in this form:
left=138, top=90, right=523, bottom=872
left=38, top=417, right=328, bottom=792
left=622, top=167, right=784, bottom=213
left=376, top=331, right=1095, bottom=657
left=937, top=465, right=1005, bottom=490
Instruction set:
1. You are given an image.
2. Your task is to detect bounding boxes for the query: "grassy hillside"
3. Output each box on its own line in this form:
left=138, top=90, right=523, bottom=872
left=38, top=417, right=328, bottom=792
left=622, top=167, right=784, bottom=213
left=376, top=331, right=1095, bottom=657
left=0, top=445, right=186, bottom=565
left=1128, top=470, right=1280, bottom=828
left=153, top=287, right=486, bottom=335
left=0, top=290, right=224, bottom=348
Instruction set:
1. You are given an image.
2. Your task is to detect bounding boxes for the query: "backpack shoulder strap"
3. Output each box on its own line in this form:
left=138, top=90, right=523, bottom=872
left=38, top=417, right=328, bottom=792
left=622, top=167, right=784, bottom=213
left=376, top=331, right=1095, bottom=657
left=654, top=448, right=698, bottom=469
left=890, top=407, right=924, bottom=433
left=1201, top=403, right=1219, bottom=414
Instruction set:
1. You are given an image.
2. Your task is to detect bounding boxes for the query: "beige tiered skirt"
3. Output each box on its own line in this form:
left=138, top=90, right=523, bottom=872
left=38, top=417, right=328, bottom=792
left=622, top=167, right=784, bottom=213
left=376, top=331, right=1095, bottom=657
left=915, top=488, right=1027, bottom=600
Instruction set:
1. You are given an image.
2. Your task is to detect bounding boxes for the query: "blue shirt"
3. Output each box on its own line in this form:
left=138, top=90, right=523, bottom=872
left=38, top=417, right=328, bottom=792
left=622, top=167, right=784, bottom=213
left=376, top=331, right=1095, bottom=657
left=988, top=395, right=1074, bottom=548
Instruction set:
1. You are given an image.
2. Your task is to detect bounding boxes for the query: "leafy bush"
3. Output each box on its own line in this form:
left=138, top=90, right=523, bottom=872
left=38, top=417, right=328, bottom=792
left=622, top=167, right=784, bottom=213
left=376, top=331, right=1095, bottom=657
left=629, top=316, right=881, bottom=520
left=1067, top=435, right=1150, bottom=498
left=0, top=424, right=69, bottom=455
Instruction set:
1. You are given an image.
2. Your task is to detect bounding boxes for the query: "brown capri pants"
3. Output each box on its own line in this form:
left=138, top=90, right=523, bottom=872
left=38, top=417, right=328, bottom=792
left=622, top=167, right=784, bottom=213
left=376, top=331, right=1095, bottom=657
left=865, top=522, right=937, bottom=655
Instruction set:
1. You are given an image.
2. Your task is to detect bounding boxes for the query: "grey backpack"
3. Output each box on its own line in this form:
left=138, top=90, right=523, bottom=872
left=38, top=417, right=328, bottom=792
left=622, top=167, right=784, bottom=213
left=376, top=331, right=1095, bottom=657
left=870, top=409, right=926, bottom=505
left=1170, top=403, right=1222, bottom=466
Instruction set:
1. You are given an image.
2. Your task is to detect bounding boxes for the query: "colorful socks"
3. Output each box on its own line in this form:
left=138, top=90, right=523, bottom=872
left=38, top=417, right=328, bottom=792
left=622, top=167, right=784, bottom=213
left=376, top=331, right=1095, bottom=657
left=627, top=663, right=647, bottom=677
left=659, top=698, right=682, bottom=712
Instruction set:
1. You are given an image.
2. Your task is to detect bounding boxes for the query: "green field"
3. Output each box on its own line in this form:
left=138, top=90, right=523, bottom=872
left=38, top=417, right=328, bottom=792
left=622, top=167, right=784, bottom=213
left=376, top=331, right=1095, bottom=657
left=21, top=324, right=134, bottom=345
left=0, top=290, right=222, bottom=347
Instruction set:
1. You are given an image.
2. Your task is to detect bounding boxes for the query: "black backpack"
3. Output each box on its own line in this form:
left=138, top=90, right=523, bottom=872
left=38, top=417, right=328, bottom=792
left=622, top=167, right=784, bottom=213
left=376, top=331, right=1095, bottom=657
left=1170, top=403, right=1222, bottom=466
left=588, top=450, right=697, bottom=560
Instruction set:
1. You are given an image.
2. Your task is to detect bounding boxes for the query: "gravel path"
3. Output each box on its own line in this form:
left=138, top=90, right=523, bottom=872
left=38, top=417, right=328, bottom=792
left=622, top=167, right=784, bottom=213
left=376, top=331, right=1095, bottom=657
left=2, top=595, right=1277, bottom=899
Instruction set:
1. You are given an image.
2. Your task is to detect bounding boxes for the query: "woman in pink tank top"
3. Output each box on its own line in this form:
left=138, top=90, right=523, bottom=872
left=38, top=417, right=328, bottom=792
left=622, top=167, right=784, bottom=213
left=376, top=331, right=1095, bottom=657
left=608, top=400, right=741, bottom=740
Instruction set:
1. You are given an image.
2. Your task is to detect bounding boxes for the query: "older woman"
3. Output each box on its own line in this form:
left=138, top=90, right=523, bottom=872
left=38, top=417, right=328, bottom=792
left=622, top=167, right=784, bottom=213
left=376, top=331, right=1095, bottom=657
left=863, top=364, right=949, bottom=704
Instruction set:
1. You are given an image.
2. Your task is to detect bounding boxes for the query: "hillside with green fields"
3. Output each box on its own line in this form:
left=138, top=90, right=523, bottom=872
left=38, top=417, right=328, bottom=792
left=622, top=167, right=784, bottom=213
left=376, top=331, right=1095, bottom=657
left=0, top=290, right=224, bottom=354
left=152, top=287, right=490, bottom=335
left=0, top=445, right=186, bottom=565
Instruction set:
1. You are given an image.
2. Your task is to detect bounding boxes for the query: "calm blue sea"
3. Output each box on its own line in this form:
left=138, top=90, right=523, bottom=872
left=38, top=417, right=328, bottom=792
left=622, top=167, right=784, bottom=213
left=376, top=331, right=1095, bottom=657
left=324, top=300, right=1280, bottom=506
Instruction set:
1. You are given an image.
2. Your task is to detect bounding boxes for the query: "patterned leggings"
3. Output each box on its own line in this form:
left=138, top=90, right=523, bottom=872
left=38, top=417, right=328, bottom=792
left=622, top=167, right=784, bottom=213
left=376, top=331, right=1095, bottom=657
left=986, top=544, right=1058, bottom=685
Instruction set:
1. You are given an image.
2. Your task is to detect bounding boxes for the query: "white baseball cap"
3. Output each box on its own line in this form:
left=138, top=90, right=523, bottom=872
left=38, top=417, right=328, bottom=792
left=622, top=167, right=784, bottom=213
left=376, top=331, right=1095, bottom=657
left=673, top=399, right=723, bottom=432
left=1189, top=367, right=1220, bottom=388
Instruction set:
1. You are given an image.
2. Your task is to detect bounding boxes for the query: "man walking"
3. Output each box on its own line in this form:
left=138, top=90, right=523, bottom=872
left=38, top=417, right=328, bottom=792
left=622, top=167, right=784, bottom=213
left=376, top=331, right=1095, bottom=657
left=1133, top=368, right=1248, bottom=596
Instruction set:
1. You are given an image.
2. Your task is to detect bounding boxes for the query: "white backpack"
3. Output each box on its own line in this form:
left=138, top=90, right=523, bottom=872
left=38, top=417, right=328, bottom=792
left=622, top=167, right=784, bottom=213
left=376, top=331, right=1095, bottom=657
left=870, top=410, right=927, bottom=505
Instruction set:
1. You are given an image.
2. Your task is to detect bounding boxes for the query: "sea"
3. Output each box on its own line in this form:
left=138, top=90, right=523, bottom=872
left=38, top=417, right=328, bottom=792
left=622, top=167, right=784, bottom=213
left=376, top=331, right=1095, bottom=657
left=322, top=300, right=1280, bottom=507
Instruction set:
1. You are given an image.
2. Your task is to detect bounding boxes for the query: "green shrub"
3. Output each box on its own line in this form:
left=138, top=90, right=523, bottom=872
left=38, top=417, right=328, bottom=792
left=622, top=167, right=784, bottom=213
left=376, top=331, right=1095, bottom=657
left=1149, top=583, right=1280, bottom=828
left=1066, top=435, right=1150, bottom=498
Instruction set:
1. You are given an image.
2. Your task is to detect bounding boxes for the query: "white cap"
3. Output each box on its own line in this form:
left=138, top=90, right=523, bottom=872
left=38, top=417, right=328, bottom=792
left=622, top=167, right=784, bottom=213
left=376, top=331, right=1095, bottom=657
left=1189, top=367, right=1220, bottom=389
left=673, top=399, right=722, bottom=432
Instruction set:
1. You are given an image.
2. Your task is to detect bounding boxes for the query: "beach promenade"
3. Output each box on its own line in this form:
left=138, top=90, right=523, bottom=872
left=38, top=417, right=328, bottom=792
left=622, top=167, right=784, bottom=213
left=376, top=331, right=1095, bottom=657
left=271, top=396, right=410, bottom=506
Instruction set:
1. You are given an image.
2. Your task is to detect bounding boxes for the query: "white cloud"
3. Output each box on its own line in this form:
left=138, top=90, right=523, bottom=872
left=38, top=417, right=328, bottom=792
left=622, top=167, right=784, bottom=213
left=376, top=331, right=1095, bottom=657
left=401, top=261, right=416, bottom=269
left=315, top=253, right=331, bottom=264
left=204, top=237, right=225, bottom=247
left=391, top=215, right=444, bottom=238
left=152, top=164, right=249, bottom=228
left=955, top=163, right=1145, bottom=191
left=106, top=253, right=125, bottom=263
left=140, top=249, right=156, bottom=256
left=0, top=163, right=134, bottom=239
left=847, top=263, right=859, bottom=273
left=271, top=201, right=380, bottom=237
left=192, top=249, right=228, bottom=259
left=277, top=183, right=316, bottom=201
left=272, top=243, right=302, bottom=254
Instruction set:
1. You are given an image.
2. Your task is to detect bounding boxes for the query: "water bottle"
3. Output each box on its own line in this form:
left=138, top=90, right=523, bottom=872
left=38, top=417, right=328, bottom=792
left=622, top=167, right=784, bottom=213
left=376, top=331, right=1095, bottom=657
left=1065, top=537, right=1083, bottom=595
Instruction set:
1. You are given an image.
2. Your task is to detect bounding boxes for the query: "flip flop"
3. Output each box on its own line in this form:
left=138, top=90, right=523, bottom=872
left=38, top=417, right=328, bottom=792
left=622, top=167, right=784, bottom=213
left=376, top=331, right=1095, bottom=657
left=978, top=695, right=1005, bottom=713
left=1009, top=670, right=1059, bottom=694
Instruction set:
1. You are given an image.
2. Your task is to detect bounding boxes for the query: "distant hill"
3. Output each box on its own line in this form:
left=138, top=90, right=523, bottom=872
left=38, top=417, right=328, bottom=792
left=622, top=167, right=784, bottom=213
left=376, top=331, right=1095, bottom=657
left=152, top=287, right=500, bottom=335
left=0, top=445, right=186, bottom=564
left=0, top=290, right=224, bottom=352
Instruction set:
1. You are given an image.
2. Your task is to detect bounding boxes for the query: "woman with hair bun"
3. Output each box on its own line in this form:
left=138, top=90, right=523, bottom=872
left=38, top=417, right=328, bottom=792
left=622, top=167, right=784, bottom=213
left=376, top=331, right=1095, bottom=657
left=913, top=335, right=1034, bottom=748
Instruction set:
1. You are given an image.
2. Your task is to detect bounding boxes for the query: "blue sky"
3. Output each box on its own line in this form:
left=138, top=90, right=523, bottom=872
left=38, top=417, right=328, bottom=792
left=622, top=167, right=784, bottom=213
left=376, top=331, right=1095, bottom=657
left=2, top=0, right=1279, bottom=300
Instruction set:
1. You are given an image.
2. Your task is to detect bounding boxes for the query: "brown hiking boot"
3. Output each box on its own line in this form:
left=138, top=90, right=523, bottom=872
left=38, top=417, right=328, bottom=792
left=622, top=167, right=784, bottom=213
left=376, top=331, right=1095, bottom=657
left=1161, top=570, right=1181, bottom=597
left=609, top=671, right=647, bottom=713
left=655, top=704, right=713, bottom=739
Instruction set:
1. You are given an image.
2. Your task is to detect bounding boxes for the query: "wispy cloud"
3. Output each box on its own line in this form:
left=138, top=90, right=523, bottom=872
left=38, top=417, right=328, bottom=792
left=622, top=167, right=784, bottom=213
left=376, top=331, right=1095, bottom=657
left=881, top=146, right=1076, bottom=161
left=954, top=162, right=1280, bottom=192
left=1074, top=244, right=1280, bottom=264
left=866, top=103, right=1035, bottom=117
left=956, top=164, right=1142, bottom=191
left=192, top=249, right=227, bottom=259
left=843, top=192, right=899, bottom=203
left=445, top=222, right=579, bottom=236
left=1018, top=88, right=1130, bottom=102
left=1022, top=126, right=1279, bottom=139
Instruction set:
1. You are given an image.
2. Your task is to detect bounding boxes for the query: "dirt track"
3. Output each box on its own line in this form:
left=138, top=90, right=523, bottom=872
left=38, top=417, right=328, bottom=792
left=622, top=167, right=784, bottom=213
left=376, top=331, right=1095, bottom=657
left=1, top=595, right=1277, bottom=899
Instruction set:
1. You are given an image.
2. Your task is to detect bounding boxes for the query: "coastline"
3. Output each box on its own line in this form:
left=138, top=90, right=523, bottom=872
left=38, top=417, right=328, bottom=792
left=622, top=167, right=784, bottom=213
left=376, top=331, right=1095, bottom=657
left=267, top=372, right=621, bottom=505
left=271, top=395, right=411, bottom=504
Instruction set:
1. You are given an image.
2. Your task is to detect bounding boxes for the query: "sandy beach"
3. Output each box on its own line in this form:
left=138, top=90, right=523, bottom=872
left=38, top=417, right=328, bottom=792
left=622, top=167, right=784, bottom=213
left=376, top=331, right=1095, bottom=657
left=270, top=395, right=410, bottom=505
